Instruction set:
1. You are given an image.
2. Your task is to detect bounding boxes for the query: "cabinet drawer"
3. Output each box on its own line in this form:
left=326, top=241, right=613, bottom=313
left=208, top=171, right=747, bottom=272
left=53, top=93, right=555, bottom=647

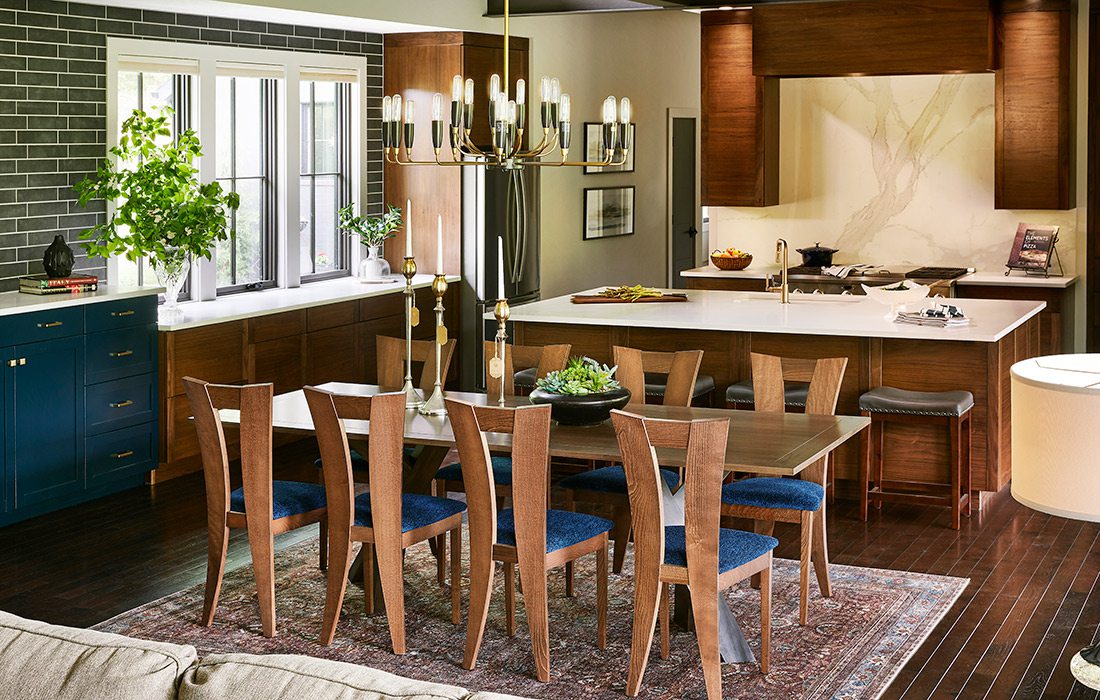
left=0, top=306, right=83, bottom=347
left=87, top=422, right=156, bottom=484
left=85, top=325, right=156, bottom=384
left=86, top=373, right=157, bottom=435
left=85, top=296, right=158, bottom=332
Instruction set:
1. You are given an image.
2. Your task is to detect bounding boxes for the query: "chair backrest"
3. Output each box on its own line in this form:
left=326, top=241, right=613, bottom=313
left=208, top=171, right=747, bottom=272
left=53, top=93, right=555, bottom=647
left=749, top=352, right=847, bottom=416
left=613, top=346, right=703, bottom=407
left=445, top=398, right=552, bottom=561
left=376, top=336, right=457, bottom=393
left=183, top=377, right=274, bottom=528
left=612, top=409, right=729, bottom=579
left=482, top=341, right=571, bottom=398
left=303, top=388, right=406, bottom=541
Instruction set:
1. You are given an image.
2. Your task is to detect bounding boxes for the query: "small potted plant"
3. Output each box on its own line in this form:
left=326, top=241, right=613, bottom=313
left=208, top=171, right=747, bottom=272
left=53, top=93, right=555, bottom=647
left=339, top=203, right=402, bottom=283
left=529, top=356, right=632, bottom=426
left=75, top=107, right=239, bottom=318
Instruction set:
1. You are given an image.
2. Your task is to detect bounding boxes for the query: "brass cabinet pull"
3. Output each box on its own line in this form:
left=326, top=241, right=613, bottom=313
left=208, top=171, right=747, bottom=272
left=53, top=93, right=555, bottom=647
left=110, top=399, right=134, bottom=408
left=37, top=321, right=62, bottom=328
left=111, top=310, right=135, bottom=317
left=8, top=358, right=27, bottom=367
left=5, top=359, right=14, bottom=368
left=18, top=358, right=25, bottom=366
left=110, top=349, right=134, bottom=358
left=111, top=450, right=134, bottom=459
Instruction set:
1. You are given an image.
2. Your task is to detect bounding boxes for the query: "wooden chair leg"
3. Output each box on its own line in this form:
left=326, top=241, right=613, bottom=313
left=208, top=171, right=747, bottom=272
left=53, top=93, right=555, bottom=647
left=612, top=502, right=632, bottom=575
left=463, top=546, right=495, bottom=671
left=375, top=540, right=406, bottom=654
left=436, top=534, right=447, bottom=586
left=247, top=527, right=277, bottom=638
left=811, top=505, right=832, bottom=598
left=517, top=557, right=551, bottom=683
left=625, top=565, right=661, bottom=697
left=659, top=582, right=670, bottom=660
left=564, top=491, right=576, bottom=596
left=750, top=520, right=775, bottom=589
left=964, top=413, right=973, bottom=517
left=859, top=415, right=871, bottom=521
left=201, top=524, right=229, bottom=627
left=688, top=562, right=721, bottom=700
left=318, top=518, right=328, bottom=571
left=760, top=560, right=771, bottom=674
left=319, top=533, right=353, bottom=646
left=363, top=542, right=375, bottom=614
left=874, top=420, right=885, bottom=511
left=825, top=453, right=835, bottom=506
left=799, top=510, right=813, bottom=626
left=450, top=525, right=462, bottom=625
left=597, top=542, right=608, bottom=650
left=504, top=561, right=516, bottom=637
left=949, top=417, right=961, bottom=531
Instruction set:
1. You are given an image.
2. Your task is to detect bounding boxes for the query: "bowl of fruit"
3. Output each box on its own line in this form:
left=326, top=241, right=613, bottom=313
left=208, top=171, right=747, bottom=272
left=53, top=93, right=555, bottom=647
left=710, top=247, right=753, bottom=271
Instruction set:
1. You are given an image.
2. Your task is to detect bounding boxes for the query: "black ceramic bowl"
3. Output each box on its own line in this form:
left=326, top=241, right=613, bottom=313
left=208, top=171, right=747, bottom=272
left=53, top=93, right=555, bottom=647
left=528, top=387, right=632, bottom=427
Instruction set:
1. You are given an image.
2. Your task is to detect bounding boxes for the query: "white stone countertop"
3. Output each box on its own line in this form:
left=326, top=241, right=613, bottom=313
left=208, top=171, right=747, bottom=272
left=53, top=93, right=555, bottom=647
left=504, top=288, right=1046, bottom=343
left=680, top=264, right=1078, bottom=289
left=158, top=274, right=460, bottom=332
left=0, top=285, right=163, bottom=318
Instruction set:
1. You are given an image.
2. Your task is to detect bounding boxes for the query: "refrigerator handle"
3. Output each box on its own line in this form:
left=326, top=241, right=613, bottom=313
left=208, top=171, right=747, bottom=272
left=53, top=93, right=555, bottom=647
left=515, top=170, right=527, bottom=284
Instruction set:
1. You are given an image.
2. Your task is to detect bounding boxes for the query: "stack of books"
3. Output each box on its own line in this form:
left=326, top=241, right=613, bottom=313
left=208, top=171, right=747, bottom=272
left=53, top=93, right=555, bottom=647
left=19, top=274, right=99, bottom=295
left=895, top=304, right=971, bottom=329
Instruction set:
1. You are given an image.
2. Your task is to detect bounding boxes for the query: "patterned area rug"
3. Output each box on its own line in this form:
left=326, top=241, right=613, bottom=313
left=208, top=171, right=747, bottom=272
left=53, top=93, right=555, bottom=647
left=95, top=535, right=966, bottom=700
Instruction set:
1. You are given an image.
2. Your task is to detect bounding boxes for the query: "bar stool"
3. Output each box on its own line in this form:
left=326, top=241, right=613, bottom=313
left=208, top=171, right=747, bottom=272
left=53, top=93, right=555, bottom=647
left=858, top=387, right=974, bottom=529
left=725, top=379, right=809, bottom=410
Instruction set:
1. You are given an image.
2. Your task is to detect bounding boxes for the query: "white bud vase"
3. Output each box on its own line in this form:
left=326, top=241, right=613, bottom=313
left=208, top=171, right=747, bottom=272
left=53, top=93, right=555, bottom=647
left=359, top=244, right=391, bottom=283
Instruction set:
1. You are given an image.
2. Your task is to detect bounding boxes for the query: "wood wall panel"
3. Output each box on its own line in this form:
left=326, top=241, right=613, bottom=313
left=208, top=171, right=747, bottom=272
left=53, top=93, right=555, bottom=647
left=752, top=0, right=993, bottom=77
left=1089, top=3, right=1100, bottom=351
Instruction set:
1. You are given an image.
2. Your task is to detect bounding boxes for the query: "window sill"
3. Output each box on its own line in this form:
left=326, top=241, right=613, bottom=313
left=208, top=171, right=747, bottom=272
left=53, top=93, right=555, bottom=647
left=157, top=274, right=459, bottom=332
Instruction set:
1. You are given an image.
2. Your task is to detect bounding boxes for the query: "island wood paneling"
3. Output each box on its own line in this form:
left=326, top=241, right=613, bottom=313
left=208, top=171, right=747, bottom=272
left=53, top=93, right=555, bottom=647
left=955, top=284, right=1071, bottom=355
left=513, top=316, right=1041, bottom=494
left=752, top=0, right=994, bottom=78
left=701, top=10, right=779, bottom=207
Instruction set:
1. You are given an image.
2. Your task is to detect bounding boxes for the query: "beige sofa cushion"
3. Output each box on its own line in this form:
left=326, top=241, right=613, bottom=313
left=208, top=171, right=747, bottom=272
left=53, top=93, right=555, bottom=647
left=179, top=653, right=529, bottom=700
left=0, top=610, right=197, bottom=700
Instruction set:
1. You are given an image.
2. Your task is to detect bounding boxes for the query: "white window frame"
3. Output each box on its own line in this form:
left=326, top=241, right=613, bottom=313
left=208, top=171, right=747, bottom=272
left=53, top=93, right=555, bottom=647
left=106, top=38, right=368, bottom=300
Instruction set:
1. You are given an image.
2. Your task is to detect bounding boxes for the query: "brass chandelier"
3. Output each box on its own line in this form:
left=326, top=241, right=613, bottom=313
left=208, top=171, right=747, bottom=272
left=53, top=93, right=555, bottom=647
left=381, top=0, right=632, bottom=171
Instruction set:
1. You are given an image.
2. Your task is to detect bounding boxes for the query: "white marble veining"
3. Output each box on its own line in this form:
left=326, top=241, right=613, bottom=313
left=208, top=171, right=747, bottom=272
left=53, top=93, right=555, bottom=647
left=680, top=264, right=1078, bottom=289
left=0, top=285, right=163, bottom=318
left=504, top=288, right=1045, bottom=343
left=708, top=75, right=1078, bottom=275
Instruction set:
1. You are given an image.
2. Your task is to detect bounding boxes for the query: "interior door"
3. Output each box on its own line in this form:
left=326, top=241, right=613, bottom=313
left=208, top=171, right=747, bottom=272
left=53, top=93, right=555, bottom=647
left=670, top=116, right=699, bottom=288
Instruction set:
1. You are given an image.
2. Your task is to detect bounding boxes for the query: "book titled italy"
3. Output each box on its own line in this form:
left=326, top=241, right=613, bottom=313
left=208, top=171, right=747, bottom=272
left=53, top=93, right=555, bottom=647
left=1006, top=223, right=1059, bottom=270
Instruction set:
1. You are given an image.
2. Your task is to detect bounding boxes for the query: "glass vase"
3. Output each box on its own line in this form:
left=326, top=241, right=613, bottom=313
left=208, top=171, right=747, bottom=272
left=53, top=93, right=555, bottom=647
left=151, top=251, right=190, bottom=321
left=358, top=244, right=391, bottom=283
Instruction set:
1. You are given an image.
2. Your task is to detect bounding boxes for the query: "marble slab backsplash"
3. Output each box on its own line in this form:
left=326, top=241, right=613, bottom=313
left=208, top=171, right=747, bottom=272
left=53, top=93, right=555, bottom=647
left=708, top=74, right=1078, bottom=274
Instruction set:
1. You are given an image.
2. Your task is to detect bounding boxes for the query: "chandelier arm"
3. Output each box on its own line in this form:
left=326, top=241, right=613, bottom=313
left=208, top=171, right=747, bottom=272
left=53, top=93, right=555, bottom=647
left=513, top=129, right=555, bottom=159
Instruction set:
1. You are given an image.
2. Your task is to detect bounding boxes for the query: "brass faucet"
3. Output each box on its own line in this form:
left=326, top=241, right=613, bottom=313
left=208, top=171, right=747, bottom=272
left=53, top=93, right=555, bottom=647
left=767, top=238, right=790, bottom=304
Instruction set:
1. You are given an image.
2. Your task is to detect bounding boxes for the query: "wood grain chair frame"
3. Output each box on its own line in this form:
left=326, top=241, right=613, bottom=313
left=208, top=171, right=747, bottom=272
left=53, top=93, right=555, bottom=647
left=482, top=341, right=571, bottom=399
left=446, top=398, right=610, bottom=683
left=183, top=377, right=328, bottom=639
left=723, top=352, right=847, bottom=625
left=376, top=335, right=457, bottom=393
left=304, top=387, right=465, bottom=653
left=613, top=409, right=773, bottom=699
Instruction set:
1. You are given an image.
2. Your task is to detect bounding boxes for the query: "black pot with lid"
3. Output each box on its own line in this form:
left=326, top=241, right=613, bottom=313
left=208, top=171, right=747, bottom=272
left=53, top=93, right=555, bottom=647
left=796, top=242, right=839, bottom=267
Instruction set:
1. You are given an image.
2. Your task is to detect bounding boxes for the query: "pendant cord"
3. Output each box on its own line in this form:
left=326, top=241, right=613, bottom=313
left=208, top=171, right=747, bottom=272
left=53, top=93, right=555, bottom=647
left=504, top=0, right=510, bottom=96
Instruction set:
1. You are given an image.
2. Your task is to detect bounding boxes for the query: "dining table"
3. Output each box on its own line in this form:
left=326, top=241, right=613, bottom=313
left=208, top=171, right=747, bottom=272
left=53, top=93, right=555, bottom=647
left=218, top=381, right=869, bottom=664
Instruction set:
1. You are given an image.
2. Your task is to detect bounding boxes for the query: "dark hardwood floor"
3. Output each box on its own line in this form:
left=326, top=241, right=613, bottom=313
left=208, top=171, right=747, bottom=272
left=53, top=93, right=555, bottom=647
left=0, top=440, right=1097, bottom=699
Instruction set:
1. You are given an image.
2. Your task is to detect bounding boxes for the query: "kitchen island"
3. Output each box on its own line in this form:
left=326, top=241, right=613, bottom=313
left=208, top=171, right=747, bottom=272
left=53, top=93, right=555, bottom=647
left=508, top=289, right=1046, bottom=495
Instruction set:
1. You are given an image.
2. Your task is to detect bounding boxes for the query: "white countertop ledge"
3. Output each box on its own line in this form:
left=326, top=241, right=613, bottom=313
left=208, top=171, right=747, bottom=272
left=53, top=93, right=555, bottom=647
left=680, top=264, right=1078, bottom=289
left=0, top=285, right=163, bottom=318
left=504, top=288, right=1046, bottom=343
left=157, top=274, right=460, bottom=332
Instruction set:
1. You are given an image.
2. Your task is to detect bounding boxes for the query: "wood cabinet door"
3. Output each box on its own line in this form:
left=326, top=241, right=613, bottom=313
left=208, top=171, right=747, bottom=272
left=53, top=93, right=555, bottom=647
left=307, top=325, right=360, bottom=386
left=249, top=336, right=305, bottom=396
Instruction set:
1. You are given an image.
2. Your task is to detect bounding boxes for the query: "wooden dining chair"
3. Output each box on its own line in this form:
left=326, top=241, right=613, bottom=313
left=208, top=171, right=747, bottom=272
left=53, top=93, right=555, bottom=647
left=612, top=409, right=777, bottom=699
left=183, top=377, right=328, bottom=639
left=560, top=346, right=702, bottom=573
left=446, top=398, right=612, bottom=683
left=376, top=335, right=457, bottom=393
left=304, top=387, right=466, bottom=653
left=720, top=352, right=847, bottom=625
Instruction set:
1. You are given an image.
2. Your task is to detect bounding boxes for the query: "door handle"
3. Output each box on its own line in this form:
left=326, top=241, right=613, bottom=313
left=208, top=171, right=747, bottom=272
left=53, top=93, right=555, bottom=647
left=111, top=450, right=134, bottom=459
left=686, top=225, right=698, bottom=239
left=111, top=310, right=135, bottom=317
left=110, top=399, right=134, bottom=408
left=110, top=350, right=134, bottom=358
left=37, top=321, right=63, bottom=328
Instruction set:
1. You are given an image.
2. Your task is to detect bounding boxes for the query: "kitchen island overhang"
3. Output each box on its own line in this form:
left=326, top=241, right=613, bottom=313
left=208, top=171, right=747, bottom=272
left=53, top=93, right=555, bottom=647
left=504, top=289, right=1047, bottom=496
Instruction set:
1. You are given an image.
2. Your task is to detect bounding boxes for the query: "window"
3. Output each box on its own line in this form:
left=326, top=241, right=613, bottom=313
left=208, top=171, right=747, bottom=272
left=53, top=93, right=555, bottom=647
left=215, top=76, right=279, bottom=292
left=299, top=80, right=352, bottom=281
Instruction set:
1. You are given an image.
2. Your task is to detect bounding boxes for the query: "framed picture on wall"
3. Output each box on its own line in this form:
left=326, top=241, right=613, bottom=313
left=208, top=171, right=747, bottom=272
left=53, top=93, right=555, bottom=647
left=583, top=186, right=635, bottom=240
left=584, top=122, right=635, bottom=174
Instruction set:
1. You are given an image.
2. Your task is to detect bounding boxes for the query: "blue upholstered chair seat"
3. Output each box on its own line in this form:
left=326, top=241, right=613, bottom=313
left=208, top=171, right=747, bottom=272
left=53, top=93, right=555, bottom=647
left=435, top=455, right=514, bottom=485
left=721, top=477, right=825, bottom=512
left=353, top=492, right=467, bottom=532
left=314, top=446, right=416, bottom=470
left=663, top=525, right=778, bottom=572
left=496, top=508, right=613, bottom=553
left=558, top=465, right=681, bottom=495
left=230, top=480, right=327, bottom=520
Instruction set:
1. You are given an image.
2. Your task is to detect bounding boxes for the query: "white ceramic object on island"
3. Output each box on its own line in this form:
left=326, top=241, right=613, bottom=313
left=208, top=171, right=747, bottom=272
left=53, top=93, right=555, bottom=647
left=358, top=244, right=392, bottom=283
left=151, top=252, right=190, bottom=322
left=861, top=280, right=930, bottom=319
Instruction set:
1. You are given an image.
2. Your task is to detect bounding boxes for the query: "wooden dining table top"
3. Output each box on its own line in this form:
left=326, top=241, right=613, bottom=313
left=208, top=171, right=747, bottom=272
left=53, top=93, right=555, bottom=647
left=220, top=382, right=869, bottom=478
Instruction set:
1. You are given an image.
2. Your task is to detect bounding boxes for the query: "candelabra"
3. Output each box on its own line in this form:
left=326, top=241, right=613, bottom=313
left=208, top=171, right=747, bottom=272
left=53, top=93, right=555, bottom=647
left=418, top=273, right=449, bottom=415
left=489, top=297, right=510, bottom=407
left=400, top=257, right=421, bottom=410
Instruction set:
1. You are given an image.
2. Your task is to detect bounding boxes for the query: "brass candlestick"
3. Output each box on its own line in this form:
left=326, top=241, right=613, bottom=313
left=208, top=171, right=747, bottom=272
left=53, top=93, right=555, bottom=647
left=418, top=273, right=449, bottom=415
left=401, top=257, right=421, bottom=410
left=490, top=297, right=510, bottom=406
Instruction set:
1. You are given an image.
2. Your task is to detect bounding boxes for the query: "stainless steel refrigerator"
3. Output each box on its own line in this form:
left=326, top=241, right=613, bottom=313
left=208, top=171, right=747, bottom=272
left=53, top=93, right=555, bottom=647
left=459, top=165, right=541, bottom=390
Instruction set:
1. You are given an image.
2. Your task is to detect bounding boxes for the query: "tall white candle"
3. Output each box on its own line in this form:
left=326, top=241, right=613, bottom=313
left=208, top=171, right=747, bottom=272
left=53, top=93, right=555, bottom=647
left=405, top=199, right=412, bottom=258
left=437, top=215, right=444, bottom=274
left=497, top=236, right=506, bottom=300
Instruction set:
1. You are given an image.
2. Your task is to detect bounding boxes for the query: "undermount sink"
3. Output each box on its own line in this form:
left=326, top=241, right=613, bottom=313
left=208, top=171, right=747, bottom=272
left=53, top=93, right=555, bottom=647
left=775, top=294, right=865, bottom=304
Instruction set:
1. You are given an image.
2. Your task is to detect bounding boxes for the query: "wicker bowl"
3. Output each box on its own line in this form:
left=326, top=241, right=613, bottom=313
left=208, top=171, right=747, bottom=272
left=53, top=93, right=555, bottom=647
left=711, top=254, right=753, bottom=271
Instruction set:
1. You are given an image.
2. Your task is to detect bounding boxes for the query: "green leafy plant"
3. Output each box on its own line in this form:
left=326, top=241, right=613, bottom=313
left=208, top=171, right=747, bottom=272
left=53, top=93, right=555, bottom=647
left=339, top=203, right=403, bottom=248
left=535, top=356, right=622, bottom=396
left=74, top=107, right=240, bottom=268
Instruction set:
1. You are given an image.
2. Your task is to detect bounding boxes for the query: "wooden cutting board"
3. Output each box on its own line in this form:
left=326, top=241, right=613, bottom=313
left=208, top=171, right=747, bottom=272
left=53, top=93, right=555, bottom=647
left=570, top=293, right=689, bottom=304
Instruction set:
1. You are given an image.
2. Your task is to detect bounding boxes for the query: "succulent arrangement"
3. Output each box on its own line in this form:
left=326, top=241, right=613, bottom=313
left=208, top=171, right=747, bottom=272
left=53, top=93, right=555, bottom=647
left=535, top=356, right=621, bottom=396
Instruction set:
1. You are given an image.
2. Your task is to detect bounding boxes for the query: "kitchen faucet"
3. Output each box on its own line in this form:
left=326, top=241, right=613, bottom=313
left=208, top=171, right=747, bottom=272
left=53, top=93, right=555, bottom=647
left=767, top=238, right=791, bottom=304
